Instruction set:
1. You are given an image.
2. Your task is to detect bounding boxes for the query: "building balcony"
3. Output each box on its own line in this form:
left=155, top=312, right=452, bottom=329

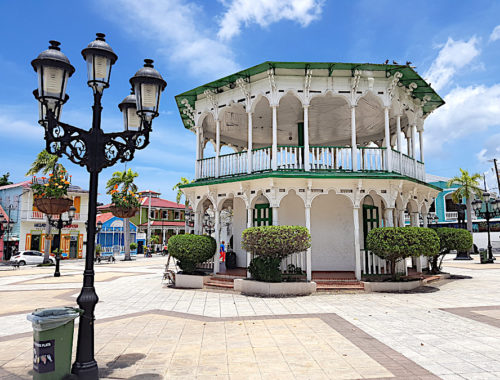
left=22, top=211, right=83, bottom=222
left=196, top=146, right=425, bottom=182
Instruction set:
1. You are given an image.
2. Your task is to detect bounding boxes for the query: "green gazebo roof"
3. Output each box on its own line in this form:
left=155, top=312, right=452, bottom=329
left=175, top=61, right=445, bottom=130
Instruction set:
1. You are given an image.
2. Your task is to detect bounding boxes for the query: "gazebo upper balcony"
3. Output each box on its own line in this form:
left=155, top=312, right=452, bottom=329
left=197, top=145, right=425, bottom=181
left=175, top=61, right=444, bottom=185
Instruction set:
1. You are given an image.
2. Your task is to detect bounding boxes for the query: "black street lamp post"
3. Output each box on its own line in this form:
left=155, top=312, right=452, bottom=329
left=47, top=206, right=76, bottom=277
left=185, top=209, right=194, bottom=233
left=32, top=34, right=166, bottom=379
left=472, top=193, right=500, bottom=264
left=203, top=212, right=214, bottom=235
left=0, top=215, right=14, bottom=260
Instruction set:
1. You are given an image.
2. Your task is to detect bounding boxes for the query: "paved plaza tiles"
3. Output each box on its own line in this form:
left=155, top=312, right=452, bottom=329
left=0, top=256, right=500, bottom=379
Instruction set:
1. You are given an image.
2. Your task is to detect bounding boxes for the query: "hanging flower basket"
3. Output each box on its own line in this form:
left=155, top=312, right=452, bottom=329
left=34, top=197, right=73, bottom=215
left=109, top=206, right=138, bottom=218
left=44, top=234, right=54, bottom=241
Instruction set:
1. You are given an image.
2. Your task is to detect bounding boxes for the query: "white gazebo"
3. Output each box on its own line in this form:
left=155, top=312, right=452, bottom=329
left=176, top=61, right=444, bottom=281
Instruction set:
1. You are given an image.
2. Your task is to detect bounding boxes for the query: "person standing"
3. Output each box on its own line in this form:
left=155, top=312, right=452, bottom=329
left=219, top=240, right=226, bottom=263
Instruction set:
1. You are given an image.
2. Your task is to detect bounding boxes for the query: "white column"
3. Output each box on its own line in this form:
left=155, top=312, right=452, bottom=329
left=214, top=209, right=220, bottom=274
left=195, top=126, right=201, bottom=179
left=195, top=211, right=202, bottom=234
left=396, top=115, right=402, bottom=152
left=353, top=206, right=361, bottom=280
left=422, top=212, right=429, bottom=228
left=410, top=212, right=419, bottom=227
left=384, top=208, right=394, bottom=227
left=305, top=205, right=312, bottom=281
left=399, top=209, right=405, bottom=227
left=272, top=206, right=279, bottom=226
left=418, top=130, right=424, bottom=163
left=304, top=105, right=310, bottom=171
left=247, top=112, right=253, bottom=173
left=407, top=135, right=411, bottom=156
left=384, top=107, right=392, bottom=171
left=246, top=206, right=252, bottom=276
left=215, top=119, right=221, bottom=178
left=411, top=124, right=417, bottom=159
left=271, top=105, right=278, bottom=171
left=351, top=105, right=357, bottom=171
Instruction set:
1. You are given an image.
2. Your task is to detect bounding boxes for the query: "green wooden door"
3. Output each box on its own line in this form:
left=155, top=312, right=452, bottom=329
left=362, top=205, right=379, bottom=247
left=253, top=204, right=272, bottom=226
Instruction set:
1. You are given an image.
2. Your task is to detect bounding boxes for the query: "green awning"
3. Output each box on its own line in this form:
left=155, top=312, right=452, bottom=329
left=175, top=61, right=445, bottom=130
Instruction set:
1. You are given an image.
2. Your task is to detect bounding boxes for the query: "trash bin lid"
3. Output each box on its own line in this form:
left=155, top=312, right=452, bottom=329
left=27, top=307, right=82, bottom=332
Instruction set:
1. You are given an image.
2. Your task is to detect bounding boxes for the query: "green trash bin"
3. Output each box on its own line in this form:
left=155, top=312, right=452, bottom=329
left=27, top=307, right=81, bottom=380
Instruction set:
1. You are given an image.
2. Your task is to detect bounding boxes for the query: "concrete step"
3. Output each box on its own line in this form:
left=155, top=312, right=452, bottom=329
left=210, top=276, right=235, bottom=283
left=205, top=280, right=235, bottom=289
left=316, top=283, right=365, bottom=291
left=314, top=279, right=359, bottom=284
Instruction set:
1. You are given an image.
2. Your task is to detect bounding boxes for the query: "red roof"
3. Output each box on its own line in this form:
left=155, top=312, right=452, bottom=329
left=140, top=221, right=186, bottom=227
left=96, top=212, right=114, bottom=224
left=139, top=197, right=185, bottom=209
left=0, top=204, right=10, bottom=222
left=0, top=180, right=31, bottom=190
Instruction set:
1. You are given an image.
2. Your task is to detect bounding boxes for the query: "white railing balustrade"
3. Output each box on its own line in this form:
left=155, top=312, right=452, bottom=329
left=401, top=154, right=415, bottom=178
left=361, top=249, right=390, bottom=275
left=445, top=211, right=458, bottom=220
left=391, top=149, right=401, bottom=173
left=219, top=151, right=247, bottom=177
left=28, top=211, right=80, bottom=220
left=252, top=147, right=272, bottom=172
left=415, top=161, right=425, bottom=181
left=281, top=251, right=307, bottom=274
left=309, top=146, right=352, bottom=170
left=358, top=147, right=386, bottom=171
left=198, top=157, right=216, bottom=179
left=277, top=146, right=303, bottom=170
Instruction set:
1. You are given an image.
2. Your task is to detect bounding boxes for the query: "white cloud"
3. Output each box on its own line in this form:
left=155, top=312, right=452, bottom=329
left=489, top=25, right=500, bottom=42
left=218, top=0, right=324, bottom=40
left=99, top=0, right=240, bottom=79
left=424, top=84, right=500, bottom=155
left=477, top=133, right=500, bottom=163
left=424, top=37, right=480, bottom=91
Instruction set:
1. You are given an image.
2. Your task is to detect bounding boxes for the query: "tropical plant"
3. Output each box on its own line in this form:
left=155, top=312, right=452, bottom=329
left=428, top=228, right=473, bottom=273
left=0, top=172, right=12, bottom=186
left=130, top=242, right=138, bottom=250
left=168, top=234, right=216, bottom=274
left=31, top=168, right=71, bottom=198
left=150, top=235, right=160, bottom=245
left=106, top=169, right=140, bottom=261
left=447, top=169, right=483, bottom=233
left=172, top=177, right=192, bottom=205
left=366, top=227, right=439, bottom=280
left=26, top=150, right=65, bottom=176
left=242, top=226, right=311, bottom=282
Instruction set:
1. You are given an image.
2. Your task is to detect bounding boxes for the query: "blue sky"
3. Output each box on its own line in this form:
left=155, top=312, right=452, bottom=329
left=1, top=0, right=500, bottom=202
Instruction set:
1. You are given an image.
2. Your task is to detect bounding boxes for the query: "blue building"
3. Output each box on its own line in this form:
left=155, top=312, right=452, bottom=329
left=96, top=213, right=137, bottom=255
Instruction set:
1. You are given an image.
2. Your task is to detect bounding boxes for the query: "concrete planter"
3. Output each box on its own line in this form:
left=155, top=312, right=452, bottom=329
left=234, top=279, right=316, bottom=297
left=175, top=273, right=209, bottom=289
left=363, top=273, right=450, bottom=292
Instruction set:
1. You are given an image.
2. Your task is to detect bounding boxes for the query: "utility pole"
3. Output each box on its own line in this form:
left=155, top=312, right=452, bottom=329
left=494, top=158, right=500, bottom=193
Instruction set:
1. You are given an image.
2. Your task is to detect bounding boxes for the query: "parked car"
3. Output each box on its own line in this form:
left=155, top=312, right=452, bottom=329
left=10, top=251, right=55, bottom=266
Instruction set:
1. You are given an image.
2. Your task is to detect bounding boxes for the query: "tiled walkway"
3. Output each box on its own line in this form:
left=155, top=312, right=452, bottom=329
left=0, top=255, right=499, bottom=379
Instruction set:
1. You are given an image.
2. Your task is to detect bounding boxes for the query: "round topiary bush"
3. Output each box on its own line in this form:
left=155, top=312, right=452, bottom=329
left=430, top=227, right=473, bottom=273
left=168, top=234, right=216, bottom=274
left=242, top=225, right=311, bottom=282
left=366, top=227, right=439, bottom=279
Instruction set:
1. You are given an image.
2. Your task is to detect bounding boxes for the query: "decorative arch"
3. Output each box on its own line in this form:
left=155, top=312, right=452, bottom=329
left=308, top=93, right=351, bottom=146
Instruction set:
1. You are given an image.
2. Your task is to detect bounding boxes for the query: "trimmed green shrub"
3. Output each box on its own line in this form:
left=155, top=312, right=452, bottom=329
left=429, top=228, right=473, bottom=273
left=168, top=234, right=216, bottom=274
left=130, top=242, right=137, bottom=250
left=248, top=256, right=282, bottom=282
left=242, top=225, right=311, bottom=259
left=366, top=227, right=439, bottom=279
left=242, top=225, right=311, bottom=282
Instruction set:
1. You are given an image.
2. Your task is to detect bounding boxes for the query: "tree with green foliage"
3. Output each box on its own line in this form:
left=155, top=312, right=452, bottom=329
left=0, top=172, right=12, bottom=186
left=26, top=150, right=66, bottom=263
left=429, top=228, right=473, bottom=273
left=172, top=177, right=192, bottom=205
left=366, top=227, right=439, bottom=280
left=168, top=234, right=216, bottom=274
left=447, top=169, right=483, bottom=233
left=106, top=169, right=139, bottom=261
left=242, top=225, right=311, bottom=282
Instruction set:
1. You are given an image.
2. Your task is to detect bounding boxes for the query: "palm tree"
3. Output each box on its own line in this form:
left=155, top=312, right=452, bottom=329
left=26, top=150, right=66, bottom=263
left=172, top=177, right=191, bottom=205
left=106, top=169, right=139, bottom=261
left=25, top=150, right=65, bottom=176
left=447, top=169, right=483, bottom=233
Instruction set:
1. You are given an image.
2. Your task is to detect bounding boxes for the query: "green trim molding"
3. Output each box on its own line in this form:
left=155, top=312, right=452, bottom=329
left=175, top=61, right=445, bottom=130
left=179, top=170, right=443, bottom=191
